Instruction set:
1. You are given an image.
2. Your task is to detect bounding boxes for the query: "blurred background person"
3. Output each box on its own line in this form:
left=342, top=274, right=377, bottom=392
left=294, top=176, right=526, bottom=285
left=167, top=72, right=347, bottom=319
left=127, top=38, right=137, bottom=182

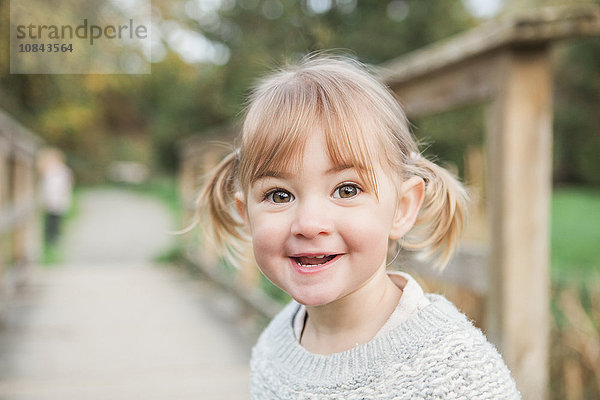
left=38, top=148, right=74, bottom=247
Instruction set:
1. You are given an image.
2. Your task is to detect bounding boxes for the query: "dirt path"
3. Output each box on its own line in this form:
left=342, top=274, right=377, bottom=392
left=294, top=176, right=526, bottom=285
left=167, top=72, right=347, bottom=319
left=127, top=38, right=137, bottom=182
left=0, top=188, right=251, bottom=399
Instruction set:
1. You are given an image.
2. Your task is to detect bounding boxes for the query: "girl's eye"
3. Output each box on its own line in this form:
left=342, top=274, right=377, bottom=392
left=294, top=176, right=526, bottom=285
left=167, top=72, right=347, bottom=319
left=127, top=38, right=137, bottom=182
left=333, top=184, right=361, bottom=199
left=266, top=189, right=294, bottom=203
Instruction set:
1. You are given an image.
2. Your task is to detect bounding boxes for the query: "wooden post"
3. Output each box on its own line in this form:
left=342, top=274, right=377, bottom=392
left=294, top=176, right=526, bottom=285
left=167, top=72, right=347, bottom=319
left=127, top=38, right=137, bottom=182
left=486, top=46, right=552, bottom=400
left=463, top=145, right=488, bottom=243
left=22, top=154, right=39, bottom=266
left=12, top=154, right=27, bottom=264
left=0, top=134, right=7, bottom=202
left=0, top=136, right=8, bottom=288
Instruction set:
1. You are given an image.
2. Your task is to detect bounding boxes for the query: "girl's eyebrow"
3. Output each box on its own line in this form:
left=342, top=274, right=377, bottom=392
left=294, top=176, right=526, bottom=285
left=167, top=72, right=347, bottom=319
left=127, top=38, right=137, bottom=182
left=255, top=164, right=359, bottom=182
left=254, top=170, right=291, bottom=182
left=326, top=164, right=355, bottom=174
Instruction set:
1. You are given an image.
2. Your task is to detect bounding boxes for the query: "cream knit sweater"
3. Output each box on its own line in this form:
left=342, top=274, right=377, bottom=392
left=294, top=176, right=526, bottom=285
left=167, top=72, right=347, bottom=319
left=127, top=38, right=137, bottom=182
left=250, top=274, right=520, bottom=399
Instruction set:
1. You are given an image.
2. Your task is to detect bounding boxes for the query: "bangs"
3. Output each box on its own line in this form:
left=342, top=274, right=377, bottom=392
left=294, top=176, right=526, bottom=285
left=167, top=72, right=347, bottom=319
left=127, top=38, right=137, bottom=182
left=238, top=64, right=395, bottom=197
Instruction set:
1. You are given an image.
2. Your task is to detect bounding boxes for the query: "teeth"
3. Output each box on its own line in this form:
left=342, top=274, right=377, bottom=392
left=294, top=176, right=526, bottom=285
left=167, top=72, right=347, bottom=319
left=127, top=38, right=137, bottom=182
left=296, top=254, right=337, bottom=267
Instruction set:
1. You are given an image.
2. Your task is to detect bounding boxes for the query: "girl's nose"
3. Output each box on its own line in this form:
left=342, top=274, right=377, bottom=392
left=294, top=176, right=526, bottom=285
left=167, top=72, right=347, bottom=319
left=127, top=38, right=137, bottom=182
left=290, top=201, right=333, bottom=239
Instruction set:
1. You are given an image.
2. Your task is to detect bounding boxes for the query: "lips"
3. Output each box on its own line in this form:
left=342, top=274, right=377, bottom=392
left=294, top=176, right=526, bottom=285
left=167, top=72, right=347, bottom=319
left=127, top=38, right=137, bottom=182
left=290, top=254, right=342, bottom=274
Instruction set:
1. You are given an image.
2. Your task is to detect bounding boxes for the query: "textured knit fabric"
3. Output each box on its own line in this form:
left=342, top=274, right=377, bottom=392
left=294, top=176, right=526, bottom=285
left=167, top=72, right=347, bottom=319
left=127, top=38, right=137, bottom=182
left=250, top=273, right=521, bottom=399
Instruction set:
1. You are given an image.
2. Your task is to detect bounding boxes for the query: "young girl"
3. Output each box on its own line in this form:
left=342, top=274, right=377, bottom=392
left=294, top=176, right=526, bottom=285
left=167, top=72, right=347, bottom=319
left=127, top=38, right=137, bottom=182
left=197, top=55, right=520, bottom=399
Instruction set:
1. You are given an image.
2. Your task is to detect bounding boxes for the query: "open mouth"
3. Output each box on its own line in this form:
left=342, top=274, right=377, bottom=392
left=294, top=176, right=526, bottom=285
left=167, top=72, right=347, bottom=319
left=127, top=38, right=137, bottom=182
left=293, top=254, right=339, bottom=267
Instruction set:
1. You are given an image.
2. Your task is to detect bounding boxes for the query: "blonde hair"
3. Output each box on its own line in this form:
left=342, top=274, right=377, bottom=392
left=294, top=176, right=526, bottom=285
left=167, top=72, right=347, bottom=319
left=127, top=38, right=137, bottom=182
left=196, top=54, right=468, bottom=269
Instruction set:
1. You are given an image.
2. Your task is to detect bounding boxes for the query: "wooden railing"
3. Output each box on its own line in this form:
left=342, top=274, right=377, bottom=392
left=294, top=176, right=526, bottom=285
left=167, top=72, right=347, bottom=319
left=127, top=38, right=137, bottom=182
left=378, top=5, right=600, bottom=399
left=0, top=109, right=42, bottom=318
left=179, top=5, right=600, bottom=399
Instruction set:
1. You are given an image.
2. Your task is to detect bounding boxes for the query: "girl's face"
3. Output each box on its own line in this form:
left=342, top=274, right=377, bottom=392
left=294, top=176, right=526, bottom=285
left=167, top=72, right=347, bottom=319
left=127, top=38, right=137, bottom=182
left=238, top=130, right=420, bottom=307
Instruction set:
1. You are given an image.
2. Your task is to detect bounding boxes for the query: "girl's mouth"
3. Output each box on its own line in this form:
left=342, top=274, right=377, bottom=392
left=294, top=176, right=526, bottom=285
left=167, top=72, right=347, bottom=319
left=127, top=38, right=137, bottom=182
left=296, top=255, right=336, bottom=266
left=290, top=254, right=342, bottom=274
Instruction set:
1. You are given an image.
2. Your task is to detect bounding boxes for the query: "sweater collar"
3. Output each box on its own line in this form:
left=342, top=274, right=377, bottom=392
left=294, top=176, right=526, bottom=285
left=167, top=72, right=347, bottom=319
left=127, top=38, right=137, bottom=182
left=256, top=280, right=460, bottom=383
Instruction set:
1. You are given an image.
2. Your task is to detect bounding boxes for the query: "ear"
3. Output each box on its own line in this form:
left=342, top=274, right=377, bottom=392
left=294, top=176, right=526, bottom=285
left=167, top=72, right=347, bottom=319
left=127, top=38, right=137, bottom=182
left=234, top=191, right=249, bottom=226
left=389, top=176, right=425, bottom=240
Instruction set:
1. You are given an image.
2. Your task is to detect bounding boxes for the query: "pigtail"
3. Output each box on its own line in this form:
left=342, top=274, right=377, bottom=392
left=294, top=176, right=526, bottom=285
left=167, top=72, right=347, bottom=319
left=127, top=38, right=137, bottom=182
left=196, top=149, right=247, bottom=267
left=403, top=155, right=469, bottom=270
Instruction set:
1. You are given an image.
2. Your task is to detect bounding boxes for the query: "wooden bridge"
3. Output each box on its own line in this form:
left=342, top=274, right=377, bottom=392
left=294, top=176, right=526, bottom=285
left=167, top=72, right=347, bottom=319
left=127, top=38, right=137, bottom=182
left=1, top=5, right=599, bottom=400
left=0, top=109, right=41, bottom=313
left=0, top=114, right=252, bottom=399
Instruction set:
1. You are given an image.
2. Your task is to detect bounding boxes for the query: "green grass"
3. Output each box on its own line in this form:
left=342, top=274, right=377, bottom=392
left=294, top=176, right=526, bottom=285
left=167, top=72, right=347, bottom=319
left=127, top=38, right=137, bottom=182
left=551, top=186, right=600, bottom=284
left=41, top=242, right=62, bottom=265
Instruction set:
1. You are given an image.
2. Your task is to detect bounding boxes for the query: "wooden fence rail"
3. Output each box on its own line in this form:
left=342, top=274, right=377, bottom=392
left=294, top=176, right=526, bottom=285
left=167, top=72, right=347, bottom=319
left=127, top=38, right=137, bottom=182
left=379, top=6, right=600, bottom=399
left=179, top=5, right=600, bottom=399
left=0, top=109, right=42, bottom=318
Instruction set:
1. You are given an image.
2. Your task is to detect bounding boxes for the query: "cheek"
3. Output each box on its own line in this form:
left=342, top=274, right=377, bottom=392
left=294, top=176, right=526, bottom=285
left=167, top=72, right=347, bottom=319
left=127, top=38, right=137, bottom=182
left=347, top=223, right=390, bottom=254
left=247, top=214, right=290, bottom=288
left=248, top=213, right=288, bottom=257
left=339, top=210, right=393, bottom=258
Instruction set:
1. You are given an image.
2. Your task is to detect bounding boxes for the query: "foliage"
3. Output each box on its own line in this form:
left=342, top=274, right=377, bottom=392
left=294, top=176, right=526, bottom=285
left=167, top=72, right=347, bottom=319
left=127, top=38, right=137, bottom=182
left=554, top=34, right=600, bottom=185
left=550, top=282, right=600, bottom=399
left=412, top=105, right=485, bottom=177
left=551, top=187, right=600, bottom=284
left=0, top=0, right=479, bottom=181
left=3, top=0, right=597, bottom=186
